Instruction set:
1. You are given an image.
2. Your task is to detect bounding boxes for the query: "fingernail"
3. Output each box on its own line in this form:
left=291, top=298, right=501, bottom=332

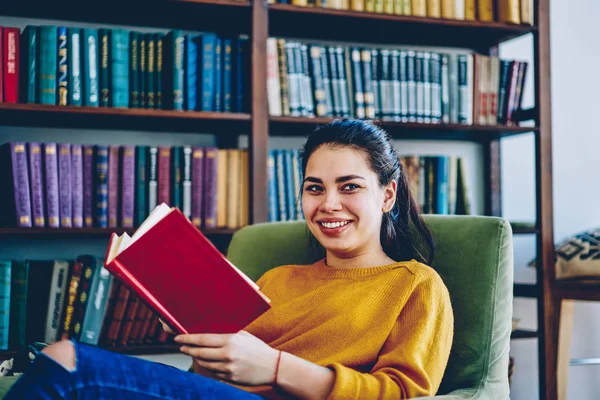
left=174, top=336, right=181, bottom=342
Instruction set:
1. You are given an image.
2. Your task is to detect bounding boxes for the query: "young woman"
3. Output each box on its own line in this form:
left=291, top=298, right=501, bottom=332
left=5, top=119, right=453, bottom=399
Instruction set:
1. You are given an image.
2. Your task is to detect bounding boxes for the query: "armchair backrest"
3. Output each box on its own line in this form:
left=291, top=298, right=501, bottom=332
left=226, top=215, right=514, bottom=397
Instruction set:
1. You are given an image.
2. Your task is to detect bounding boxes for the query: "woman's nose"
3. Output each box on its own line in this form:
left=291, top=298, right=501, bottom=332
left=319, top=191, right=342, bottom=213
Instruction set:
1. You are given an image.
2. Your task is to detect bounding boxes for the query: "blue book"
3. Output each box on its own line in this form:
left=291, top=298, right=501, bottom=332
left=283, top=150, right=296, bottom=220
left=274, top=150, right=287, bottom=221
left=198, top=34, right=216, bottom=111
left=111, top=29, right=130, bottom=108
left=436, top=156, right=449, bottom=215
left=185, top=35, right=198, bottom=111
left=38, top=25, right=58, bottom=105
left=292, top=149, right=303, bottom=220
left=57, top=27, right=68, bottom=106
left=234, top=36, right=249, bottom=112
left=213, top=38, right=222, bottom=112
left=20, top=26, right=38, bottom=104
left=67, top=28, right=82, bottom=106
left=0, top=261, right=11, bottom=350
left=95, top=145, right=109, bottom=227
left=222, top=38, right=233, bottom=112
left=80, top=259, right=114, bottom=346
left=82, top=28, right=99, bottom=107
left=267, top=150, right=278, bottom=222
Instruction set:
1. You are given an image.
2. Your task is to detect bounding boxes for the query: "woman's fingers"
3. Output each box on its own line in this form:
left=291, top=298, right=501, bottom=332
left=174, top=333, right=232, bottom=347
left=179, top=345, right=227, bottom=361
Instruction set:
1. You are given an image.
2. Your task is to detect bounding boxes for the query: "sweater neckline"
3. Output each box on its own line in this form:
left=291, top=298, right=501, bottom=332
left=310, top=258, right=411, bottom=279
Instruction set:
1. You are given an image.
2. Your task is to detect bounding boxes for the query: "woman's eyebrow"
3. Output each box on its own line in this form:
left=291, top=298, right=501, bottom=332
left=303, top=175, right=366, bottom=184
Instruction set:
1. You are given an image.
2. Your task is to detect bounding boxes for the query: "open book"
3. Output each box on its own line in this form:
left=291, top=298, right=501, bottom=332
left=104, top=203, right=271, bottom=335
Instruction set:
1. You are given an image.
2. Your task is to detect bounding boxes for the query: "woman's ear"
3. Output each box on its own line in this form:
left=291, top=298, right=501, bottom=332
left=382, top=180, right=397, bottom=213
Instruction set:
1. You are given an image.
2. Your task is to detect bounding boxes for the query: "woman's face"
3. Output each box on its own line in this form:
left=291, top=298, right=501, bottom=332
left=302, top=146, right=396, bottom=258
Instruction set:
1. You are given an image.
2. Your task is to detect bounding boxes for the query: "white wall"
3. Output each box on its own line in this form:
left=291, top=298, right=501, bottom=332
left=500, top=1, right=600, bottom=399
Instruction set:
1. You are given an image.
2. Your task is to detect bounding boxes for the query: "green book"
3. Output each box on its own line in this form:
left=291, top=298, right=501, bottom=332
left=171, top=146, right=182, bottom=210
left=38, top=25, right=58, bottom=105
left=129, top=32, right=139, bottom=108
left=135, top=145, right=148, bottom=226
left=9, top=260, right=29, bottom=350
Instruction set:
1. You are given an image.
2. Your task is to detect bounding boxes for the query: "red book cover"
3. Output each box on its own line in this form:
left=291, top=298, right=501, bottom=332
left=104, top=205, right=271, bottom=334
left=0, top=27, right=3, bottom=103
left=3, top=27, right=19, bottom=103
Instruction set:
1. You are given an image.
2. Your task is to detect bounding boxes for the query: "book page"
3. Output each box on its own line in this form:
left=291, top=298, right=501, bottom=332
left=128, top=203, right=173, bottom=246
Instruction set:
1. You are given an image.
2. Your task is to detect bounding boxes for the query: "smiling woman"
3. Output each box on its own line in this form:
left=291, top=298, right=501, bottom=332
left=4, top=119, right=454, bottom=400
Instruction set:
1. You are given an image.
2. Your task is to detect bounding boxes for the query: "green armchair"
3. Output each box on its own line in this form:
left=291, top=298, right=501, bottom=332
left=226, top=215, right=514, bottom=399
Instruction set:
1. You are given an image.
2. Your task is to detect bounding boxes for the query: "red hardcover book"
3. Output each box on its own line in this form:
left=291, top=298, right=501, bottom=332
left=3, top=27, right=19, bottom=103
left=0, top=27, right=3, bottom=103
left=104, top=203, right=271, bottom=334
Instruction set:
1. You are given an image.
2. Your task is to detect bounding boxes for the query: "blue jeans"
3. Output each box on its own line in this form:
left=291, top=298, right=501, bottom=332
left=4, top=340, right=262, bottom=399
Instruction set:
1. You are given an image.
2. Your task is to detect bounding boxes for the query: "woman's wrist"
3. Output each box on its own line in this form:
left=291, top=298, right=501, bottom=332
left=273, top=350, right=283, bottom=386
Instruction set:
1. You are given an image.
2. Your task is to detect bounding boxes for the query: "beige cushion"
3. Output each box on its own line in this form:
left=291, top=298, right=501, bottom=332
left=553, top=229, right=600, bottom=279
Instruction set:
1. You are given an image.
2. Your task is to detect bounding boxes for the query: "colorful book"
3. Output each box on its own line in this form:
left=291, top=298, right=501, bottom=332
left=0, top=143, right=32, bottom=227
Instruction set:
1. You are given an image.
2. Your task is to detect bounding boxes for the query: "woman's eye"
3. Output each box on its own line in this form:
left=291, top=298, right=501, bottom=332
left=304, top=185, right=323, bottom=193
left=342, top=183, right=360, bottom=191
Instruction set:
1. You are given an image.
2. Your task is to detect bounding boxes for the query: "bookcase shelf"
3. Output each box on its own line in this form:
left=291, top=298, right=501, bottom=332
left=511, top=329, right=539, bottom=340
left=269, top=4, right=536, bottom=51
left=0, top=104, right=251, bottom=133
left=270, top=116, right=537, bottom=141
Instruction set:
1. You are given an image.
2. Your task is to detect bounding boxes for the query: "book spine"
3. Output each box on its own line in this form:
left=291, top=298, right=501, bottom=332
left=27, top=143, right=45, bottom=227
left=20, top=26, right=37, bottom=104
left=38, top=26, right=58, bottom=104
left=70, top=256, right=97, bottom=341
left=203, top=147, right=218, bottom=229
left=286, top=43, right=301, bottom=116
left=360, top=49, right=375, bottom=119
left=148, top=147, right=158, bottom=212
left=99, top=29, right=110, bottom=107
left=107, top=146, right=120, bottom=228
left=171, top=146, right=183, bottom=211
left=106, top=285, right=130, bottom=345
left=371, top=49, right=380, bottom=119
left=215, top=149, right=228, bottom=227
left=121, top=146, right=135, bottom=228
left=379, top=49, right=391, bottom=120
left=83, top=145, right=94, bottom=227
left=3, top=27, right=19, bottom=103
left=300, top=44, right=315, bottom=117
left=118, top=294, right=141, bottom=345
left=43, top=143, right=60, bottom=228
left=267, top=150, right=277, bottom=222
left=398, top=50, right=408, bottom=122
left=191, top=147, right=204, bottom=228
left=155, top=33, right=163, bottom=109
left=349, top=48, right=365, bottom=119
left=95, top=145, right=109, bottom=228
left=67, top=28, right=82, bottom=106
left=158, top=146, right=171, bottom=206
left=275, top=150, right=287, bottom=221
left=129, top=32, right=139, bottom=108
left=182, top=146, right=192, bottom=219
left=458, top=54, right=469, bottom=124
left=441, top=54, right=450, bottom=124
left=129, top=304, right=149, bottom=345
left=71, top=144, right=84, bottom=227
left=390, top=50, right=400, bottom=121
left=57, top=26, right=68, bottom=106
left=213, top=38, right=223, bottom=112
left=82, top=28, right=99, bottom=107
left=44, top=260, right=68, bottom=343
left=283, top=150, right=295, bottom=221
left=199, top=34, right=216, bottom=111
left=165, top=30, right=184, bottom=110
left=185, top=35, right=198, bottom=111
left=291, top=150, right=302, bottom=220
left=80, top=263, right=113, bottom=346
left=146, top=33, right=156, bottom=109
left=111, top=29, right=129, bottom=108
left=308, top=45, right=326, bottom=117
left=138, top=33, right=146, bottom=108
left=223, top=38, right=233, bottom=112
left=135, top=146, right=148, bottom=225
left=226, top=149, right=241, bottom=229
left=60, top=259, right=82, bottom=340
left=9, top=260, right=28, bottom=349
left=58, top=143, right=73, bottom=227
left=0, top=262, right=10, bottom=350
left=431, top=53, right=442, bottom=124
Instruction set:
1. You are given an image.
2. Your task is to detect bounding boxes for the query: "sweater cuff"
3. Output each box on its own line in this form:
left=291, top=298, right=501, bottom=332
left=326, top=362, right=359, bottom=400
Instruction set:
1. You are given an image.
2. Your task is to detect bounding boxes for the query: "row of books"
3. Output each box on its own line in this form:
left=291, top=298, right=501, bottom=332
left=400, top=155, right=471, bottom=215
left=268, top=0, right=533, bottom=25
left=0, top=25, right=250, bottom=112
left=267, top=38, right=528, bottom=126
left=0, top=142, right=249, bottom=230
left=0, top=256, right=169, bottom=351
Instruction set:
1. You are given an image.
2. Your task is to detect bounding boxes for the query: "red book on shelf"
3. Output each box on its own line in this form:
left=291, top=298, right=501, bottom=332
left=2, top=27, right=19, bottom=103
left=103, top=203, right=271, bottom=334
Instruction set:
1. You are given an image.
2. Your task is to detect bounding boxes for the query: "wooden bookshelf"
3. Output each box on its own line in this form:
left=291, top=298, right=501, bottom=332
left=0, top=0, right=555, bottom=396
left=0, top=104, right=251, bottom=133
left=270, top=116, right=537, bottom=141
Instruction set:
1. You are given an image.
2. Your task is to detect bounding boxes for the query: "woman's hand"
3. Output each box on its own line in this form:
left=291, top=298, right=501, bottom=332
left=174, top=330, right=280, bottom=386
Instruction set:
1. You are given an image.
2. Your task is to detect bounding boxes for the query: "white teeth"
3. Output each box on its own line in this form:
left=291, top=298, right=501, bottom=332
left=320, top=221, right=349, bottom=229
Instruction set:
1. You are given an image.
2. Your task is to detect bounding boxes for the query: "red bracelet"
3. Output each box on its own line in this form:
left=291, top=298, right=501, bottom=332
left=273, top=350, right=283, bottom=386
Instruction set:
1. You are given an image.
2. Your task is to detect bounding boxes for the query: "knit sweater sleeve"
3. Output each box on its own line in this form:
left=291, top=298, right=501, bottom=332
left=325, top=271, right=454, bottom=399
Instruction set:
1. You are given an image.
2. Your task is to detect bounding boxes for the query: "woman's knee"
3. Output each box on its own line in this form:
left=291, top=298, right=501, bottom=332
left=41, top=340, right=76, bottom=371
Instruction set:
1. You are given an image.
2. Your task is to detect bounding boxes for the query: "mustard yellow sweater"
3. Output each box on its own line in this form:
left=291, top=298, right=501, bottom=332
left=237, top=259, right=454, bottom=399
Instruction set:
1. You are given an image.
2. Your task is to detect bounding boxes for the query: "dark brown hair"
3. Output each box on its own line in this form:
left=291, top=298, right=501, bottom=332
left=300, top=119, right=435, bottom=264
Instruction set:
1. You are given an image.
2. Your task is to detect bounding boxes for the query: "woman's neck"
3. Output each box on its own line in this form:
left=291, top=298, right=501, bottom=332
left=325, top=248, right=396, bottom=269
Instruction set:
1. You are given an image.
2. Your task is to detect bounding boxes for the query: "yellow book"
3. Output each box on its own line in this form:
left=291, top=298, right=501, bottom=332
left=427, top=0, right=441, bottom=17
left=239, top=150, right=249, bottom=227
left=375, top=0, right=384, bottom=12
left=365, top=0, right=375, bottom=12
left=498, top=0, right=520, bottom=24
left=411, top=0, right=426, bottom=16
left=477, top=0, right=494, bottom=21
left=226, top=149, right=241, bottom=230
left=394, top=0, right=403, bottom=15
left=292, top=0, right=308, bottom=5
left=385, top=0, right=394, bottom=13
left=403, top=0, right=411, bottom=15
left=216, top=149, right=228, bottom=228
left=464, top=0, right=476, bottom=20
left=441, top=0, right=455, bottom=18
left=521, top=0, right=533, bottom=25
left=351, top=0, right=365, bottom=11
left=342, top=0, right=350, bottom=9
